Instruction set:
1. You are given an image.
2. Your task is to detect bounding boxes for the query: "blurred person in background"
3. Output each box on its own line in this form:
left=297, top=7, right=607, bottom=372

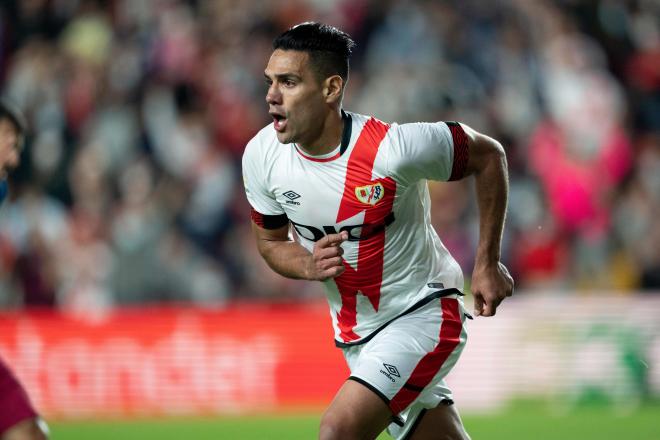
left=0, top=0, right=658, bottom=308
left=0, top=99, right=48, bottom=440
left=243, top=22, right=513, bottom=439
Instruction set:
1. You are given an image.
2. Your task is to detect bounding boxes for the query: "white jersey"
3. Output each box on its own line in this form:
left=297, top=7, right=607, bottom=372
left=242, top=111, right=468, bottom=346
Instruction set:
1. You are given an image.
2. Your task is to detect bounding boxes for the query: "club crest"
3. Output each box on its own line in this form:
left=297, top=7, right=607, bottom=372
left=355, top=182, right=384, bottom=206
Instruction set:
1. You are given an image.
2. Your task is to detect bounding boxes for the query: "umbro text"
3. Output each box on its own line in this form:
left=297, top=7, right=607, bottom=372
left=380, top=369, right=397, bottom=382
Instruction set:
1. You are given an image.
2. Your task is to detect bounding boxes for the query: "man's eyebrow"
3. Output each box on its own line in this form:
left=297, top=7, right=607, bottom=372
left=263, top=72, right=302, bottom=81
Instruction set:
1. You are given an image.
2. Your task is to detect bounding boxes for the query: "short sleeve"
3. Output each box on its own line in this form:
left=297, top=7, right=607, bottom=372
left=388, top=121, right=469, bottom=183
left=241, top=137, right=284, bottom=217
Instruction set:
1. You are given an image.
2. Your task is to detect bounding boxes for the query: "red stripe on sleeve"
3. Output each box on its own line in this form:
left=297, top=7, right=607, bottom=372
left=250, top=208, right=265, bottom=228
left=447, top=122, right=469, bottom=181
left=388, top=298, right=463, bottom=414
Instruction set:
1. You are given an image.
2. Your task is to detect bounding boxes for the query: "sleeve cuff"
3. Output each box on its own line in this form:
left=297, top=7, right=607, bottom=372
left=446, top=122, right=469, bottom=181
left=251, top=208, right=289, bottom=229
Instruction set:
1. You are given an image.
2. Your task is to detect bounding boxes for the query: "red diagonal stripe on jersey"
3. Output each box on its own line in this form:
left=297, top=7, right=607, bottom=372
left=334, top=117, right=394, bottom=342
left=336, top=118, right=390, bottom=223
left=389, top=298, right=462, bottom=414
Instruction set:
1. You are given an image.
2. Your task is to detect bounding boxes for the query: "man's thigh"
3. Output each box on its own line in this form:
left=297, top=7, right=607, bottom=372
left=320, top=379, right=392, bottom=439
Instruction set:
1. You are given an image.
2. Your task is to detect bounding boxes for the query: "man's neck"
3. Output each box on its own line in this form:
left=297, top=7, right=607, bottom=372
left=297, top=109, right=344, bottom=156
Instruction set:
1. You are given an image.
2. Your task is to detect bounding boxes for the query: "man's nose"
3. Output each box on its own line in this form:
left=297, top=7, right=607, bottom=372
left=266, top=84, right=281, bottom=105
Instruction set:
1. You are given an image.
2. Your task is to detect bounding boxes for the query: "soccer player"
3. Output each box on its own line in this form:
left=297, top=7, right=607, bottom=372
left=0, top=99, right=49, bottom=440
left=242, top=23, right=513, bottom=440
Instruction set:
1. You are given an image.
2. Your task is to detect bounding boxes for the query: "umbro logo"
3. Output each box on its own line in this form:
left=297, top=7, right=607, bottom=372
left=383, top=363, right=400, bottom=377
left=379, top=363, right=400, bottom=382
left=283, top=190, right=301, bottom=205
left=283, top=190, right=300, bottom=200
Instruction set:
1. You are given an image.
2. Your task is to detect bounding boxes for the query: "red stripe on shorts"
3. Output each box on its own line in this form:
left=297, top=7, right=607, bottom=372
left=388, top=298, right=462, bottom=414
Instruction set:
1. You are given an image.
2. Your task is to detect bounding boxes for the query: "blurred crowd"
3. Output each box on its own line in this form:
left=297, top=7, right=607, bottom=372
left=0, top=0, right=658, bottom=312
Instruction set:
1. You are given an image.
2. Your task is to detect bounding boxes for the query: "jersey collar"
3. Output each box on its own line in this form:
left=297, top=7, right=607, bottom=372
left=294, top=110, right=352, bottom=163
left=339, top=109, right=352, bottom=156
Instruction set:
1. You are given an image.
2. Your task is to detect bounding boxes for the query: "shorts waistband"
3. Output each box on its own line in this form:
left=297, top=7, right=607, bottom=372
left=334, top=288, right=463, bottom=348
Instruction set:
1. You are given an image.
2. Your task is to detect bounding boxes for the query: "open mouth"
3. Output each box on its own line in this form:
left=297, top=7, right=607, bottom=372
left=270, top=112, right=287, bottom=132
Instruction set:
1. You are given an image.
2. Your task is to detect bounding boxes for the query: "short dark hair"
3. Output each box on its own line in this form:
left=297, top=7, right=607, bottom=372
left=273, top=22, right=355, bottom=84
left=0, top=98, right=27, bottom=149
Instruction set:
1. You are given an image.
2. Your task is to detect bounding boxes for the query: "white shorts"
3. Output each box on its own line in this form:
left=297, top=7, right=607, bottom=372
left=342, top=293, right=469, bottom=439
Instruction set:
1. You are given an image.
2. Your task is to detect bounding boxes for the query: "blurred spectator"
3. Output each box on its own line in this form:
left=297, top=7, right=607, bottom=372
left=613, top=135, right=660, bottom=289
left=0, top=0, right=658, bottom=312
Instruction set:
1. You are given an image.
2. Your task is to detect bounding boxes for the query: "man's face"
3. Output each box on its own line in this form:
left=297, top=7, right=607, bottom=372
left=0, top=118, right=20, bottom=179
left=264, top=49, right=327, bottom=146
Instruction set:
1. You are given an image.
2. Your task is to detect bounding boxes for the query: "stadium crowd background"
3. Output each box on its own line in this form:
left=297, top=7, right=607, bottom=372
left=0, top=0, right=657, bottom=313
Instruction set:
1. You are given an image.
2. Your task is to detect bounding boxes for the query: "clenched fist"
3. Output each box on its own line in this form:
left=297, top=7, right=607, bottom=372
left=307, top=231, right=348, bottom=281
left=471, top=261, right=514, bottom=317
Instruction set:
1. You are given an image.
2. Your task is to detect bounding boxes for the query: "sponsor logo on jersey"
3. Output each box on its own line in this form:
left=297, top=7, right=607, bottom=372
left=283, top=190, right=301, bottom=205
left=289, top=213, right=395, bottom=243
left=380, top=363, right=400, bottom=382
left=355, top=183, right=384, bottom=206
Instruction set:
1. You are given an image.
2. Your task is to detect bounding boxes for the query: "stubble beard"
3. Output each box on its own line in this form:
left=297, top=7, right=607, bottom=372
left=277, top=130, right=294, bottom=145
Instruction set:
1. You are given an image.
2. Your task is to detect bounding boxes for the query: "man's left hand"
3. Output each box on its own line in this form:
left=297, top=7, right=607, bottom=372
left=471, top=262, right=514, bottom=317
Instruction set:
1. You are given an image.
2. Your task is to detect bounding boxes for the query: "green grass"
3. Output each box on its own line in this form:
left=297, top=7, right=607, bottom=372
left=49, top=414, right=321, bottom=440
left=48, top=402, right=660, bottom=439
left=463, top=402, right=660, bottom=440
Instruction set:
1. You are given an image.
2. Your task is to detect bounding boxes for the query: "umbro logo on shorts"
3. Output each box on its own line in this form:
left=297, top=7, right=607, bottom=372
left=383, top=363, right=400, bottom=377
left=380, top=363, right=400, bottom=382
left=283, top=190, right=301, bottom=205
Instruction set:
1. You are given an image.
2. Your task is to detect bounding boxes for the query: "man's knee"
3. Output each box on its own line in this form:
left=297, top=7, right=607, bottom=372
left=408, top=404, right=469, bottom=440
left=319, top=410, right=364, bottom=440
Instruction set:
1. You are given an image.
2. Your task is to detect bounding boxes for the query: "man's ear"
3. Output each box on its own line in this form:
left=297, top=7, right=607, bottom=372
left=323, top=75, right=344, bottom=103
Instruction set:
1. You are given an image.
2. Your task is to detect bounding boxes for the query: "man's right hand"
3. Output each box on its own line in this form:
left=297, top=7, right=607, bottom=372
left=308, top=231, right=348, bottom=280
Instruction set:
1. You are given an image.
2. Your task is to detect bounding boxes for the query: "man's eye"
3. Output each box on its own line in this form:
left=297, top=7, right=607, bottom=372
left=283, top=80, right=296, bottom=87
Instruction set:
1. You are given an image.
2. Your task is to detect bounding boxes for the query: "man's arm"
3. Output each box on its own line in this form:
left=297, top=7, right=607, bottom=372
left=252, top=221, right=347, bottom=281
left=460, top=124, right=514, bottom=317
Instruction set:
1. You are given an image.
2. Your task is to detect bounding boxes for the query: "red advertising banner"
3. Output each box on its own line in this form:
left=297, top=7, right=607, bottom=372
left=0, top=303, right=349, bottom=418
left=2, top=294, right=659, bottom=418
